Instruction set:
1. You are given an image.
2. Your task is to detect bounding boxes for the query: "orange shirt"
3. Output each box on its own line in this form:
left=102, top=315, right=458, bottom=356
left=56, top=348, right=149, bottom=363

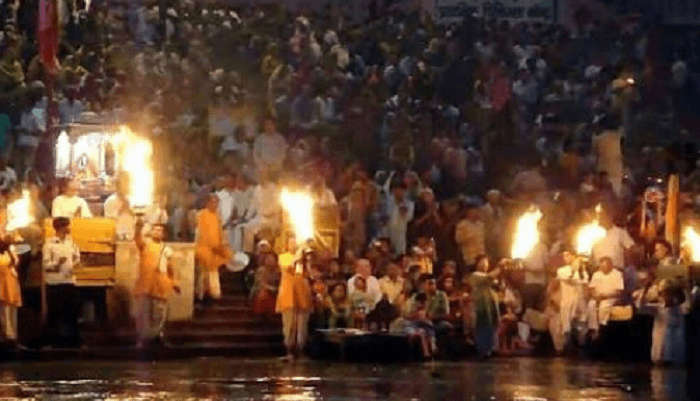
left=195, top=209, right=232, bottom=272
left=275, top=253, right=312, bottom=313
left=134, top=240, right=176, bottom=300
left=0, top=251, right=21, bottom=307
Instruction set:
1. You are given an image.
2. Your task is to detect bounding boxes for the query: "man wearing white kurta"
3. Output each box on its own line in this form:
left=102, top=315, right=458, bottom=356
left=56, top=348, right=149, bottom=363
left=241, top=180, right=280, bottom=253
left=587, top=257, right=624, bottom=334
left=386, top=184, right=414, bottom=256
left=104, top=191, right=135, bottom=240
left=592, top=221, right=635, bottom=269
left=554, top=250, right=589, bottom=350
left=52, top=180, right=93, bottom=218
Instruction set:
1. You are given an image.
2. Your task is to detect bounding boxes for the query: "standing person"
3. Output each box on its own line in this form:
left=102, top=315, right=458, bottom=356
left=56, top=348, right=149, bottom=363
left=195, top=194, right=232, bottom=303
left=133, top=220, right=179, bottom=347
left=592, top=118, right=624, bottom=197
left=638, top=280, right=689, bottom=365
left=521, top=239, right=549, bottom=310
left=586, top=257, right=624, bottom=339
left=455, top=205, right=485, bottom=270
left=42, top=217, right=82, bottom=347
left=339, top=182, right=368, bottom=256
left=467, top=255, right=500, bottom=358
left=386, top=181, right=414, bottom=256
left=276, top=238, right=312, bottom=362
left=51, top=179, right=92, bottom=218
left=0, top=235, right=21, bottom=347
left=104, top=177, right=134, bottom=240
left=551, top=250, right=589, bottom=352
left=253, top=117, right=288, bottom=177
left=592, top=214, right=635, bottom=269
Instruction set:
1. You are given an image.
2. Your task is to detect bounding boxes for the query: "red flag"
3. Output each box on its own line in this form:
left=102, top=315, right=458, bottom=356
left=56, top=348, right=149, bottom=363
left=38, top=0, right=59, bottom=74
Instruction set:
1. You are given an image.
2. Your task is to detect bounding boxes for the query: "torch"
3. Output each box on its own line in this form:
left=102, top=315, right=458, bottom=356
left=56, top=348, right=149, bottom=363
left=682, top=227, right=700, bottom=282
left=574, top=205, right=607, bottom=277
left=112, top=126, right=155, bottom=218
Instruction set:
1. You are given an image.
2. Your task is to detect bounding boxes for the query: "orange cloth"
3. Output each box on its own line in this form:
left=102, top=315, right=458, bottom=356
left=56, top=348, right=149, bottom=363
left=134, top=240, right=176, bottom=300
left=195, top=209, right=232, bottom=272
left=0, top=252, right=21, bottom=307
left=275, top=252, right=312, bottom=313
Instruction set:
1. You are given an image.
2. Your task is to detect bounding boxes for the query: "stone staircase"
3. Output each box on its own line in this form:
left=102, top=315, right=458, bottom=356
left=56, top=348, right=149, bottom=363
left=163, top=271, right=285, bottom=357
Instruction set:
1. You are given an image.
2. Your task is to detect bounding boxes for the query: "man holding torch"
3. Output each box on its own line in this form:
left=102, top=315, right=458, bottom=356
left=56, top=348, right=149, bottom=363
left=0, top=234, right=21, bottom=346
left=134, top=218, right=179, bottom=347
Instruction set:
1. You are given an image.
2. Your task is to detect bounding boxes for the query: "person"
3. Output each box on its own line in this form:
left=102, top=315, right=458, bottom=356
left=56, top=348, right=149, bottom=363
left=455, top=205, right=485, bottom=269
left=103, top=177, right=134, bottom=240
left=195, top=194, right=232, bottom=303
left=552, top=250, right=589, bottom=352
left=347, top=258, right=382, bottom=309
left=51, top=179, right=92, bottom=218
left=276, top=239, right=312, bottom=361
left=586, top=257, right=624, bottom=339
left=349, top=276, right=374, bottom=329
left=340, top=181, right=368, bottom=256
left=251, top=252, right=280, bottom=319
left=0, top=235, right=21, bottom=347
left=652, top=239, right=675, bottom=268
left=133, top=220, right=179, bottom=347
left=386, top=181, right=414, bottom=255
left=327, top=282, right=351, bottom=329
left=253, top=118, right=288, bottom=176
left=0, top=159, right=17, bottom=192
left=379, top=262, right=405, bottom=307
left=521, top=239, right=549, bottom=310
left=42, top=217, right=81, bottom=347
left=592, top=214, right=635, bottom=269
left=638, top=280, right=690, bottom=365
left=467, top=255, right=500, bottom=358
left=405, top=274, right=450, bottom=325
left=592, top=121, right=623, bottom=197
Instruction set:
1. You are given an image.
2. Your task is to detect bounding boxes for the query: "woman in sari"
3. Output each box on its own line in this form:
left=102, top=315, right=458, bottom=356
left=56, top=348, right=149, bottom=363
left=468, top=254, right=500, bottom=358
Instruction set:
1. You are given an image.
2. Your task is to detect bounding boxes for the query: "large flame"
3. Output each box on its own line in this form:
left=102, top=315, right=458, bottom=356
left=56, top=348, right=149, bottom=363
left=575, top=206, right=606, bottom=256
left=111, top=126, right=154, bottom=209
left=683, top=227, right=700, bottom=263
left=280, top=189, right=314, bottom=242
left=6, top=190, right=34, bottom=231
left=511, top=207, right=542, bottom=259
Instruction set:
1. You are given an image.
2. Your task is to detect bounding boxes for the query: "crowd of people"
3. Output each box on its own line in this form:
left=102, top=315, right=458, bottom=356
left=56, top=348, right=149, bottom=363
left=0, top=0, right=700, bottom=364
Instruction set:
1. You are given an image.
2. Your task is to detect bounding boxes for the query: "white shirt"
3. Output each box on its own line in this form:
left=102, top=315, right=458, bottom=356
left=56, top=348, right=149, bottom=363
left=253, top=132, right=288, bottom=169
left=589, top=269, right=624, bottom=298
left=347, top=274, right=382, bottom=308
left=592, top=226, right=634, bottom=267
left=217, top=188, right=238, bottom=226
left=52, top=195, right=93, bottom=218
left=524, top=242, right=549, bottom=285
left=104, top=193, right=135, bottom=239
left=42, top=236, right=80, bottom=285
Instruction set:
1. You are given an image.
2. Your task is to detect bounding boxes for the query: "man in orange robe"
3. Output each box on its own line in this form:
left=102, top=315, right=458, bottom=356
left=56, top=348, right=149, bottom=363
left=0, top=235, right=21, bottom=344
left=196, top=194, right=232, bottom=302
left=134, top=220, right=178, bottom=347
left=276, top=237, right=312, bottom=361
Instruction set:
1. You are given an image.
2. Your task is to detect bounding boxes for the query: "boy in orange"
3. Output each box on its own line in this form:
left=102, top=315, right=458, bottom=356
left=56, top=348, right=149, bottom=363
left=276, top=237, right=312, bottom=361
left=195, top=194, right=232, bottom=302
left=134, top=220, right=179, bottom=347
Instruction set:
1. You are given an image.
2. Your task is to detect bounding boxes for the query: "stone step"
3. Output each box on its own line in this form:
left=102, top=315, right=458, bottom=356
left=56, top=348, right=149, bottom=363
left=166, top=329, right=282, bottom=345
left=167, top=317, right=281, bottom=331
left=194, top=305, right=256, bottom=319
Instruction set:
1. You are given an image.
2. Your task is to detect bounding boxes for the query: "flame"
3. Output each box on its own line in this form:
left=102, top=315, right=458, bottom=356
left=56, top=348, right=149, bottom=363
left=111, top=126, right=154, bottom=209
left=280, top=188, right=314, bottom=242
left=6, top=190, right=34, bottom=231
left=683, top=227, right=700, bottom=263
left=575, top=212, right=607, bottom=256
left=511, top=207, right=542, bottom=259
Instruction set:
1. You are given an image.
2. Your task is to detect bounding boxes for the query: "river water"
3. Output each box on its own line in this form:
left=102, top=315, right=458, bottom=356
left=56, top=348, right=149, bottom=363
left=0, top=357, right=688, bottom=400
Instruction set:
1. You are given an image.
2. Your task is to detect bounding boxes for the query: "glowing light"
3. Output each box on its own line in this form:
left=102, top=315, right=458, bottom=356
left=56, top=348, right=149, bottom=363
left=6, top=190, right=34, bottom=231
left=576, top=206, right=606, bottom=256
left=511, top=207, right=542, bottom=259
left=55, top=131, right=71, bottom=175
left=280, top=189, right=314, bottom=242
left=683, top=227, right=700, bottom=263
left=111, top=126, right=154, bottom=209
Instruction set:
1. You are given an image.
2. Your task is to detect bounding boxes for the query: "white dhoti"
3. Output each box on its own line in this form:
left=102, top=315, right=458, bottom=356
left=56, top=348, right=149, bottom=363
left=196, top=266, right=222, bottom=300
left=0, top=304, right=18, bottom=341
left=587, top=299, right=615, bottom=331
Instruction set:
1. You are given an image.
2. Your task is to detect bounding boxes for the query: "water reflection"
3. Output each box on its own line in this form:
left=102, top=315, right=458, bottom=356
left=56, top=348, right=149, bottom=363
left=0, top=358, right=688, bottom=400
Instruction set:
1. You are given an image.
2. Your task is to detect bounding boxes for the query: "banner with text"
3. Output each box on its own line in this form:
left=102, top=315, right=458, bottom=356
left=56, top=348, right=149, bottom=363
left=435, top=0, right=555, bottom=24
